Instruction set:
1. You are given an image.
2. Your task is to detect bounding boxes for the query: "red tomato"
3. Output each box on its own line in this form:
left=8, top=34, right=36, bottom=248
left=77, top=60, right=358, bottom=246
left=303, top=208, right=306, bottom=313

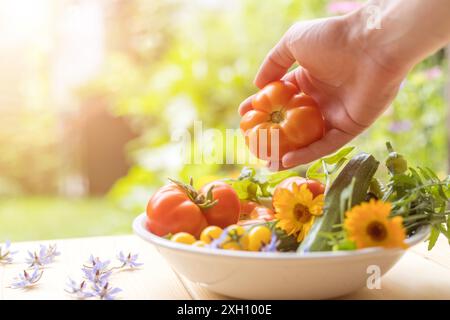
left=274, top=177, right=325, bottom=198
left=146, top=180, right=240, bottom=238
left=146, top=184, right=208, bottom=238
left=200, top=181, right=241, bottom=228
left=239, top=200, right=259, bottom=220
left=240, top=80, right=325, bottom=161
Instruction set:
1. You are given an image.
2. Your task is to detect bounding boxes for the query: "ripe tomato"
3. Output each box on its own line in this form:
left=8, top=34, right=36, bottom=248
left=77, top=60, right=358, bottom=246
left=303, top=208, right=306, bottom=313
left=240, top=80, right=325, bottom=161
left=274, top=177, right=325, bottom=198
left=146, top=184, right=207, bottom=238
left=199, top=181, right=240, bottom=228
left=146, top=180, right=240, bottom=238
left=239, top=200, right=259, bottom=220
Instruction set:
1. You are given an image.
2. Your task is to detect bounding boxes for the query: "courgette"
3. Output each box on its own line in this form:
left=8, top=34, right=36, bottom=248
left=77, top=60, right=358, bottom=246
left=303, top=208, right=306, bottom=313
left=298, top=152, right=379, bottom=252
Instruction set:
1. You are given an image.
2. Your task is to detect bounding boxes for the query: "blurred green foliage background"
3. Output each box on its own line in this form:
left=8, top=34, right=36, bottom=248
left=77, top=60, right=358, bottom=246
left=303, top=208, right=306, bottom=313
left=0, top=0, right=447, bottom=241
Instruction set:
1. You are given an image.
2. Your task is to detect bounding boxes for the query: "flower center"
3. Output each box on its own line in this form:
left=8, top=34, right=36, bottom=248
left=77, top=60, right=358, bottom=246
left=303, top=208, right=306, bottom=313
left=270, top=110, right=284, bottom=123
left=366, top=221, right=388, bottom=242
left=293, top=204, right=311, bottom=223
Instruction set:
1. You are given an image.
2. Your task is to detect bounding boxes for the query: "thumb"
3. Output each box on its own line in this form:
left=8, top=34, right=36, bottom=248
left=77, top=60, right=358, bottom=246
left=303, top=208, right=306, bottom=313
left=253, top=26, right=297, bottom=88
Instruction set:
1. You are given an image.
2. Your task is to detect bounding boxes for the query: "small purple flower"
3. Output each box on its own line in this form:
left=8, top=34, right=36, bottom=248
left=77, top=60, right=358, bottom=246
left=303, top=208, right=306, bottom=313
left=84, top=255, right=111, bottom=271
left=65, top=278, right=94, bottom=299
left=82, top=264, right=112, bottom=284
left=92, top=282, right=122, bottom=300
left=423, top=66, right=443, bottom=80
left=260, top=234, right=280, bottom=253
left=117, top=252, right=143, bottom=269
left=208, top=229, right=230, bottom=249
left=10, top=267, right=43, bottom=289
left=327, top=1, right=362, bottom=15
left=25, top=244, right=60, bottom=268
left=0, top=240, right=18, bottom=264
left=388, top=120, right=412, bottom=133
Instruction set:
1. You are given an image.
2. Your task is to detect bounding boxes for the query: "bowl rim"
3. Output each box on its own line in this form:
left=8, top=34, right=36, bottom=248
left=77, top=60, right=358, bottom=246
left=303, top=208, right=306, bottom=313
left=133, top=213, right=430, bottom=260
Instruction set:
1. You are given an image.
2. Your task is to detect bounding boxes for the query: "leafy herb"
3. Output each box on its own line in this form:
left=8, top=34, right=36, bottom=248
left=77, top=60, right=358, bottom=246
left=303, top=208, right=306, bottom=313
left=306, top=146, right=355, bottom=192
left=299, top=152, right=379, bottom=252
left=226, top=167, right=298, bottom=202
left=383, top=144, right=449, bottom=250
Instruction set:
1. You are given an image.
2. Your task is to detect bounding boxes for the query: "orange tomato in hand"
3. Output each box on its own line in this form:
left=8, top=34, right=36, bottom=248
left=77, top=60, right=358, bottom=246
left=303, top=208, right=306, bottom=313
left=146, top=180, right=240, bottom=238
left=240, top=80, right=325, bottom=161
left=274, top=176, right=325, bottom=198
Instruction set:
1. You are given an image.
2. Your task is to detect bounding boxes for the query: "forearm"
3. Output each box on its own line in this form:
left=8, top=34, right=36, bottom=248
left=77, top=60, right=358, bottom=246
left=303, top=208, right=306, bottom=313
left=346, top=0, right=450, bottom=74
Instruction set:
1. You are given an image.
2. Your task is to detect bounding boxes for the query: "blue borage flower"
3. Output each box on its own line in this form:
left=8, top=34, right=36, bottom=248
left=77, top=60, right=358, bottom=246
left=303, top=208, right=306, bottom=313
left=208, top=230, right=230, bottom=249
left=26, top=244, right=60, bottom=268
left=10, top=266, right=43, bottom=289
left=66, top=251, right=142, bottom=300
left=117, top=251, right=143, bottom=269
left=260, top=234, right=280, bottom=252
left=65, top=278, right=94, bottom=299
left=92, top=282, right=122, bottom=300
left=0, top=240, right=18, bottom=264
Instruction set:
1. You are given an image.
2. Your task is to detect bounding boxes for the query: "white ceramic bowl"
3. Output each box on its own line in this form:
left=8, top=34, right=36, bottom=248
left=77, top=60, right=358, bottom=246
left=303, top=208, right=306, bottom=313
left=133, top=213, right=429, bottom=299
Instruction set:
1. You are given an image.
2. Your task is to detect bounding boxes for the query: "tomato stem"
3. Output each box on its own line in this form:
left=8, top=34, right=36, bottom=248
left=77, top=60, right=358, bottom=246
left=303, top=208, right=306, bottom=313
left=167, top=178, right=218, bottom=210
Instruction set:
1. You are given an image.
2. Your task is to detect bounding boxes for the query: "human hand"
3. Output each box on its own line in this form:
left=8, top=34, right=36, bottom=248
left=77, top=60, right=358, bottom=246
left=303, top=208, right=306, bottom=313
left=239, top=15, right=407, bottom=169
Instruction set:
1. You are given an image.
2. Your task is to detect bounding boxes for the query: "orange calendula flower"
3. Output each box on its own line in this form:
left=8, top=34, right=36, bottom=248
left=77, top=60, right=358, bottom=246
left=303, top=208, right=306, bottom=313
left=273, top=183, right=324, bottom=242
left=344, top=199, right=407, bottom=249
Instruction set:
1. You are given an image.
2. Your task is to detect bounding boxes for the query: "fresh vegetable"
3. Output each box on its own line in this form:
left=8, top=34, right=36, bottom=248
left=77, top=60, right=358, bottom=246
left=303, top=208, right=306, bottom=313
left=220, top=225, right=249, bottom=250
left=146, top=183, right=208, bottom=238
left=248, top=226, right=272, bottom=251
left=146, top=179, right=239, bottom=238
left=298, top=153, right=380, bottom=252
left=239, top=200, right=259, bottom=220
left=385, top=142, right=408, bottom=175
left=171, top=232, right=196, bottom=245
left=382, top=143, right=449, bottom=250
left=240, top=80, right=325, bottom=161
left=200, top=226, right=223, bottom=244
left=199, top=181, right=241, bottom=228
left=148, top=143, right=448, bottom=254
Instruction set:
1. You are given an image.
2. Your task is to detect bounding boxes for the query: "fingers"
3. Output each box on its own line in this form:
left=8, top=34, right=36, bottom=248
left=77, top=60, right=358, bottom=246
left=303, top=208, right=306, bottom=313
left=281, top=129, right=355, bottom=168
left=238, top=95, right=254, bottom=116
left=254, top=33, right=296, bottom=88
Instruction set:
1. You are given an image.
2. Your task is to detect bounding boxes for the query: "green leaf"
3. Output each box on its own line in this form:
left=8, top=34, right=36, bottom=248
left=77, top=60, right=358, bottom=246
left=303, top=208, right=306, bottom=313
left=306, top=146, right=354, bottom=181
left=266, top=170, right=298, bottom=187
left=322, top=146, right=355, bottom=164
left=428, top=225, right=440, bottom=250
left=306, top=160, right=326, bottom=180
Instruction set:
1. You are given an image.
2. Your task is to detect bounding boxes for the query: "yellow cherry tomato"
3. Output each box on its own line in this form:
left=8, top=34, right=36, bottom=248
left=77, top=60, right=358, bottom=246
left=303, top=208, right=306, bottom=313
left=239, top=234, right=250, bottom=250
left=226, top=224, right=245, bottom=237
left=192, top=240, right=207, bottom=247
left=248, top=226, right=272, bottom=251
left=171, top=232, right=196, bottom=245
left=222, top=241, right=241, bottom=250
left=200, top=226, right=223, bottom=244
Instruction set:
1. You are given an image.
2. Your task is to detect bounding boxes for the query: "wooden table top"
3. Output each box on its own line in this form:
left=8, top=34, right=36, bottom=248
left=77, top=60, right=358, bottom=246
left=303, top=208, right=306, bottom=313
left=1, top=234, right=449, bottom=300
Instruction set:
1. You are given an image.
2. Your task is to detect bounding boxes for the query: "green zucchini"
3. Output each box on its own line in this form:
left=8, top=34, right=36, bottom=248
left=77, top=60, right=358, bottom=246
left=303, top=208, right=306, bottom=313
left=298, top=152, right=379, bottom=253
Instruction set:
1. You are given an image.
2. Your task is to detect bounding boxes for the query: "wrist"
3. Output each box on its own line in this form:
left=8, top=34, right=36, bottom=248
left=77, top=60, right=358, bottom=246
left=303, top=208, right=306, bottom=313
left=342, top=4, right=412, bottom=78
left=344, top=0, right=450, bottom=77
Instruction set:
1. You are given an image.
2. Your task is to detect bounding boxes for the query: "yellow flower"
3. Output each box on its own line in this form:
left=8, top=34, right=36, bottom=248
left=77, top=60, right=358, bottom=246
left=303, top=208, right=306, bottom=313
left=273, top=183, right=324, bottom=242
left=344, top=199, right=407, bottom=249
